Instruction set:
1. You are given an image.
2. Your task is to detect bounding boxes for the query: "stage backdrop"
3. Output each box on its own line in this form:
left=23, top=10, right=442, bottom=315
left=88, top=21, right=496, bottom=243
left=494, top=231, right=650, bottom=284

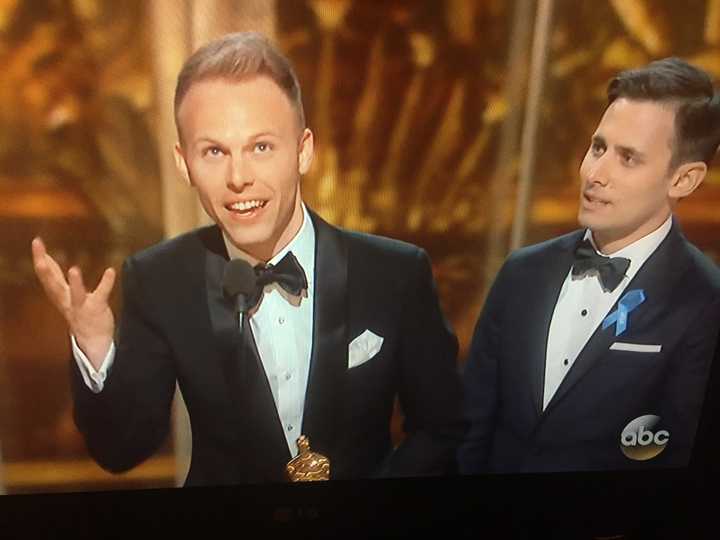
left=0, top=0, right=717, bottom=493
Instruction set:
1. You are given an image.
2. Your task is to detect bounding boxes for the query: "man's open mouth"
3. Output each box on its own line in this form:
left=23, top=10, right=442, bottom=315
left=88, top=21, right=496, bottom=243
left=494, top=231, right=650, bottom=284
left=583, top=192, right=610, bottom=206
left=226, top=199, right=268, bottom=215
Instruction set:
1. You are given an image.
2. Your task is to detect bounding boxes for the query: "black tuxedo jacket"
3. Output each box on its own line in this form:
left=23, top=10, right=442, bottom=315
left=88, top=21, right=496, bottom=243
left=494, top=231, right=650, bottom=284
left=71, top=210, right=465, bottom=485
left=459, top=220, right=720, bottom=473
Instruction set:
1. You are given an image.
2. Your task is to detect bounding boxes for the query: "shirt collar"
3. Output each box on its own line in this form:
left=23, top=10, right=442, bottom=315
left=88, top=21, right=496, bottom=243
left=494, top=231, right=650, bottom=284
left=584, top=214, right=673, bottom=280
left=221, top=203, right=315, bottom=285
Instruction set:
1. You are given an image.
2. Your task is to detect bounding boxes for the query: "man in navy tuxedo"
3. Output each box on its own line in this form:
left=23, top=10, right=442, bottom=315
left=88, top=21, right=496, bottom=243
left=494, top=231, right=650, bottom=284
left=459, top=58, right=720, bottom=473
left=32, top=32, right=464, bottom=485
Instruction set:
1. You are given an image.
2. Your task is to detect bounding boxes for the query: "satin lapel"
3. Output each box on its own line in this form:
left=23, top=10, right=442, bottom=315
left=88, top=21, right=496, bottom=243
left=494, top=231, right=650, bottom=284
left=544, top=220, right=691, bottom=413
left=202, top=226, right=290, bottom=464
left=301, top=211, right=348, bottom=459
left=522, top=232, right=583, bottom=416
left=203, top=227, right=242, bottom=359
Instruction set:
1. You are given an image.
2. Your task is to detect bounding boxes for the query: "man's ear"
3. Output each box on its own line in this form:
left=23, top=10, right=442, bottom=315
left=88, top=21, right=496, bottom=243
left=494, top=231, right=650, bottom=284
left=669, top=160, right=706, bottom=199
left=174, top=142, right=193, bottom=186
left=297, top=128, right=314, bottom=175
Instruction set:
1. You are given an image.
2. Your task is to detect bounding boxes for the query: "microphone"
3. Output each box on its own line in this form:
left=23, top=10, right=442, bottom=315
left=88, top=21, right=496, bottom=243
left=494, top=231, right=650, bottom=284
left=222, top=259, right=258, bottom=330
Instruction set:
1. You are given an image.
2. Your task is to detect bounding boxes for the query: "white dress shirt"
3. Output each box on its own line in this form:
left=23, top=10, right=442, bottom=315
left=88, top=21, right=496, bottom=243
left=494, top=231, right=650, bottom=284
left=542, top=215, right=672, bottom=410
left=73, top=204, right=315, bottom=457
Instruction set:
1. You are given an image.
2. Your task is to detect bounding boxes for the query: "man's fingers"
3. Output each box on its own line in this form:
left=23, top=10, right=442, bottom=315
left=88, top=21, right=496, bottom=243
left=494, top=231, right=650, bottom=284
left=31, top=237, right=47, bottom=264
left=31, top=237, right=55, bottom=280
left=68, top=266, right=88, bottom=308
left=94, top=267, right=116, bottom=302
left=33, top=239, right=115, bottom=330
left=31, top=237, right=69, bottom=304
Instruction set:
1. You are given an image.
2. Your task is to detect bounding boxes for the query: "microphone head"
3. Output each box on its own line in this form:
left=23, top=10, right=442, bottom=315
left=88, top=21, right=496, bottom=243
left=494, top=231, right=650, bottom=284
left=222, top=259, right=257, bottom=298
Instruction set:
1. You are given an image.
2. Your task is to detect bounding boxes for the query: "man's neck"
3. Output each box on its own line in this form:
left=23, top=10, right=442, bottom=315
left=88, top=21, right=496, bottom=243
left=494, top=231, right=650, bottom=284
left=591, top=213, right=672, bottom=255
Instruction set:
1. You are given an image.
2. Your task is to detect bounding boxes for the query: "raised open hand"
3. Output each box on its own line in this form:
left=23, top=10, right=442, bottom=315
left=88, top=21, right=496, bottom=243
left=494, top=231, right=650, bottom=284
left=31, top=237, right=116, bottom=370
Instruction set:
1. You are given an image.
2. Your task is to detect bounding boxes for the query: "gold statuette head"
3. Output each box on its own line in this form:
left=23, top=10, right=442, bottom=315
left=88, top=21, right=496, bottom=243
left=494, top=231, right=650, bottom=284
left=286, top=435, right=330, bottom=481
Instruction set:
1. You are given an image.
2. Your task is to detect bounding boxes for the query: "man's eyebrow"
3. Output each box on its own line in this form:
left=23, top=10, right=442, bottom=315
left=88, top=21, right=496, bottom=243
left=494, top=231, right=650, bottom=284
left=193, top=136, right=225, bottom=147
left=248, top=131, right=280, bottom=140
left=615, top=144, right=645, bottom=159
left=192, top=132, right=280, bottom=145
left=591, top=134, right=646, bottom=159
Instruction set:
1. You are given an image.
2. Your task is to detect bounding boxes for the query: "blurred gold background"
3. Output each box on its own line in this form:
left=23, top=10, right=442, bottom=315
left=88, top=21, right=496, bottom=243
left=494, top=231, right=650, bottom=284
left=0, top=0, right=717, bottom=493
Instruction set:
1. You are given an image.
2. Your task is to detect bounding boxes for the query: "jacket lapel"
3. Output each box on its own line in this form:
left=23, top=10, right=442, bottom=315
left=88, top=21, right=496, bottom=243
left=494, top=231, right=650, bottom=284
left=203, top=226, right=240, bottom=356
left=544, top=220, right=691, bottom=413
left=201, top=226, right=290, bottom=466
left=301, top=210, right=349, bottom=462
left=522, top=232, right=583, bottom=416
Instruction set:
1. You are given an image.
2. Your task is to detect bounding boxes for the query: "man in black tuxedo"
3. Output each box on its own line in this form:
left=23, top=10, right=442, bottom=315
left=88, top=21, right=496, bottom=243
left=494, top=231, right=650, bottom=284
left=459, top=58, right=720, bottom=473
left=32, top=32, right=464, bottom=485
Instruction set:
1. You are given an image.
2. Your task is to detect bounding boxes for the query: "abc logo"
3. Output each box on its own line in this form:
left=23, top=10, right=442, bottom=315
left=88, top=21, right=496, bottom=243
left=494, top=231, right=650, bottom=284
left=620, top=415, right=669, bottom=461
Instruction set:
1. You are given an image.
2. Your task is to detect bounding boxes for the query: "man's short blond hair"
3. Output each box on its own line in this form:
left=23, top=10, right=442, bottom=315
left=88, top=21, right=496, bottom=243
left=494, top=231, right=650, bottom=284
left=174, top=32, right=305, bottom=138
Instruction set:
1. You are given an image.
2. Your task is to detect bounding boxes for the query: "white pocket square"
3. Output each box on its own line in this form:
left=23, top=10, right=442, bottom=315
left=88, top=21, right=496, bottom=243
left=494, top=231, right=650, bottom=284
left=610, top=342, right=662, bottom=353
left=348, top=329, right=384, bottom=369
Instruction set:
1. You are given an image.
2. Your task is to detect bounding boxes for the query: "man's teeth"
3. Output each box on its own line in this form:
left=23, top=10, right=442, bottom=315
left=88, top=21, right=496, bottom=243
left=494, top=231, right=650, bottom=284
left=229, top=200, right=265, bottom=211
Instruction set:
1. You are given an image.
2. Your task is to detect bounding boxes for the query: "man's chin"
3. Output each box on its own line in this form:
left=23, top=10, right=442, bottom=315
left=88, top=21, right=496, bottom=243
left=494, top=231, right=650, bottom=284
left=228, top=235, right=266, bottom=250
left=577, top=211, right=594, bottom=230
left=221, top=228, right=271, bottom=258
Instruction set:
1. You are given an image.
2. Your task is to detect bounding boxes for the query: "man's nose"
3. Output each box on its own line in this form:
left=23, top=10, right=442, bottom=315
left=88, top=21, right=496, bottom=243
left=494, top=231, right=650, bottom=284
left=586, top=154, right=610, bottom=186
left=227, top=154, right=254, bottom=190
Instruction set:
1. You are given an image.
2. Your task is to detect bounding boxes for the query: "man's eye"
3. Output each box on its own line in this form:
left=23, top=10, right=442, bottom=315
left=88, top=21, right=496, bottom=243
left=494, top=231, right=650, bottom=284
left=620, top=153, right=636, bottom=166
left=254, top=142, right=272, bottom=153
left=590, top=142, right=605, bottom=156
left=204, top=147, right=224, bottom=157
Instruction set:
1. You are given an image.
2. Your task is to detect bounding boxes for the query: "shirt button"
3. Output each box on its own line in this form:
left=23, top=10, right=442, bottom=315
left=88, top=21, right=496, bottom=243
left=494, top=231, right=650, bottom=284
left=285, top=372, right=292, bottom=381
left=563, top=358, right=569, bottom=366
left=278, top=316, right=285, bottom=325
left=287, top=425, right=294, bottom=432
left=581, top=309, right=588, bottom=317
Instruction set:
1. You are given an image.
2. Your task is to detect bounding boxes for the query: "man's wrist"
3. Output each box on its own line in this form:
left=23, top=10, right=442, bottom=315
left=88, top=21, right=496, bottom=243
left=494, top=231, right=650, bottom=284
left=71, top=336, right=115, bottom=393
left=74, top=335, right=113, bottom=371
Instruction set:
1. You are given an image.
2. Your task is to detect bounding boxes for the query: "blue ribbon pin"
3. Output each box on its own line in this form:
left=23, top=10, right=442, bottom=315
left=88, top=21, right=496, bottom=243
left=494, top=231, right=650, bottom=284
left=602, top=289, right=646, bottom=337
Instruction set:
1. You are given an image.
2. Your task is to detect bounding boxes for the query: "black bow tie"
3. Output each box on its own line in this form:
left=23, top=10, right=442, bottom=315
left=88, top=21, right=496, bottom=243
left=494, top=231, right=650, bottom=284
left=223, top=251, right=308, bottom=313
left=571, top=238, right=630, bottom=292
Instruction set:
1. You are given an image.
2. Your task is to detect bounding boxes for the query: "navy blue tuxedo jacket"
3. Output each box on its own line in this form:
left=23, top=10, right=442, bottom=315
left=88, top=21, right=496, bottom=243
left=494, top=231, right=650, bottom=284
left=459, top=221, right=720, bottom=473
left=71, top=210, right=465, bottom=485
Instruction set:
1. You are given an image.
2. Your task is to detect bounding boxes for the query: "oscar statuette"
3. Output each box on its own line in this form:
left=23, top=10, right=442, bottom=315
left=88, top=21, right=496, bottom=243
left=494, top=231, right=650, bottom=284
left=286, top=435, right=330, bottom=481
